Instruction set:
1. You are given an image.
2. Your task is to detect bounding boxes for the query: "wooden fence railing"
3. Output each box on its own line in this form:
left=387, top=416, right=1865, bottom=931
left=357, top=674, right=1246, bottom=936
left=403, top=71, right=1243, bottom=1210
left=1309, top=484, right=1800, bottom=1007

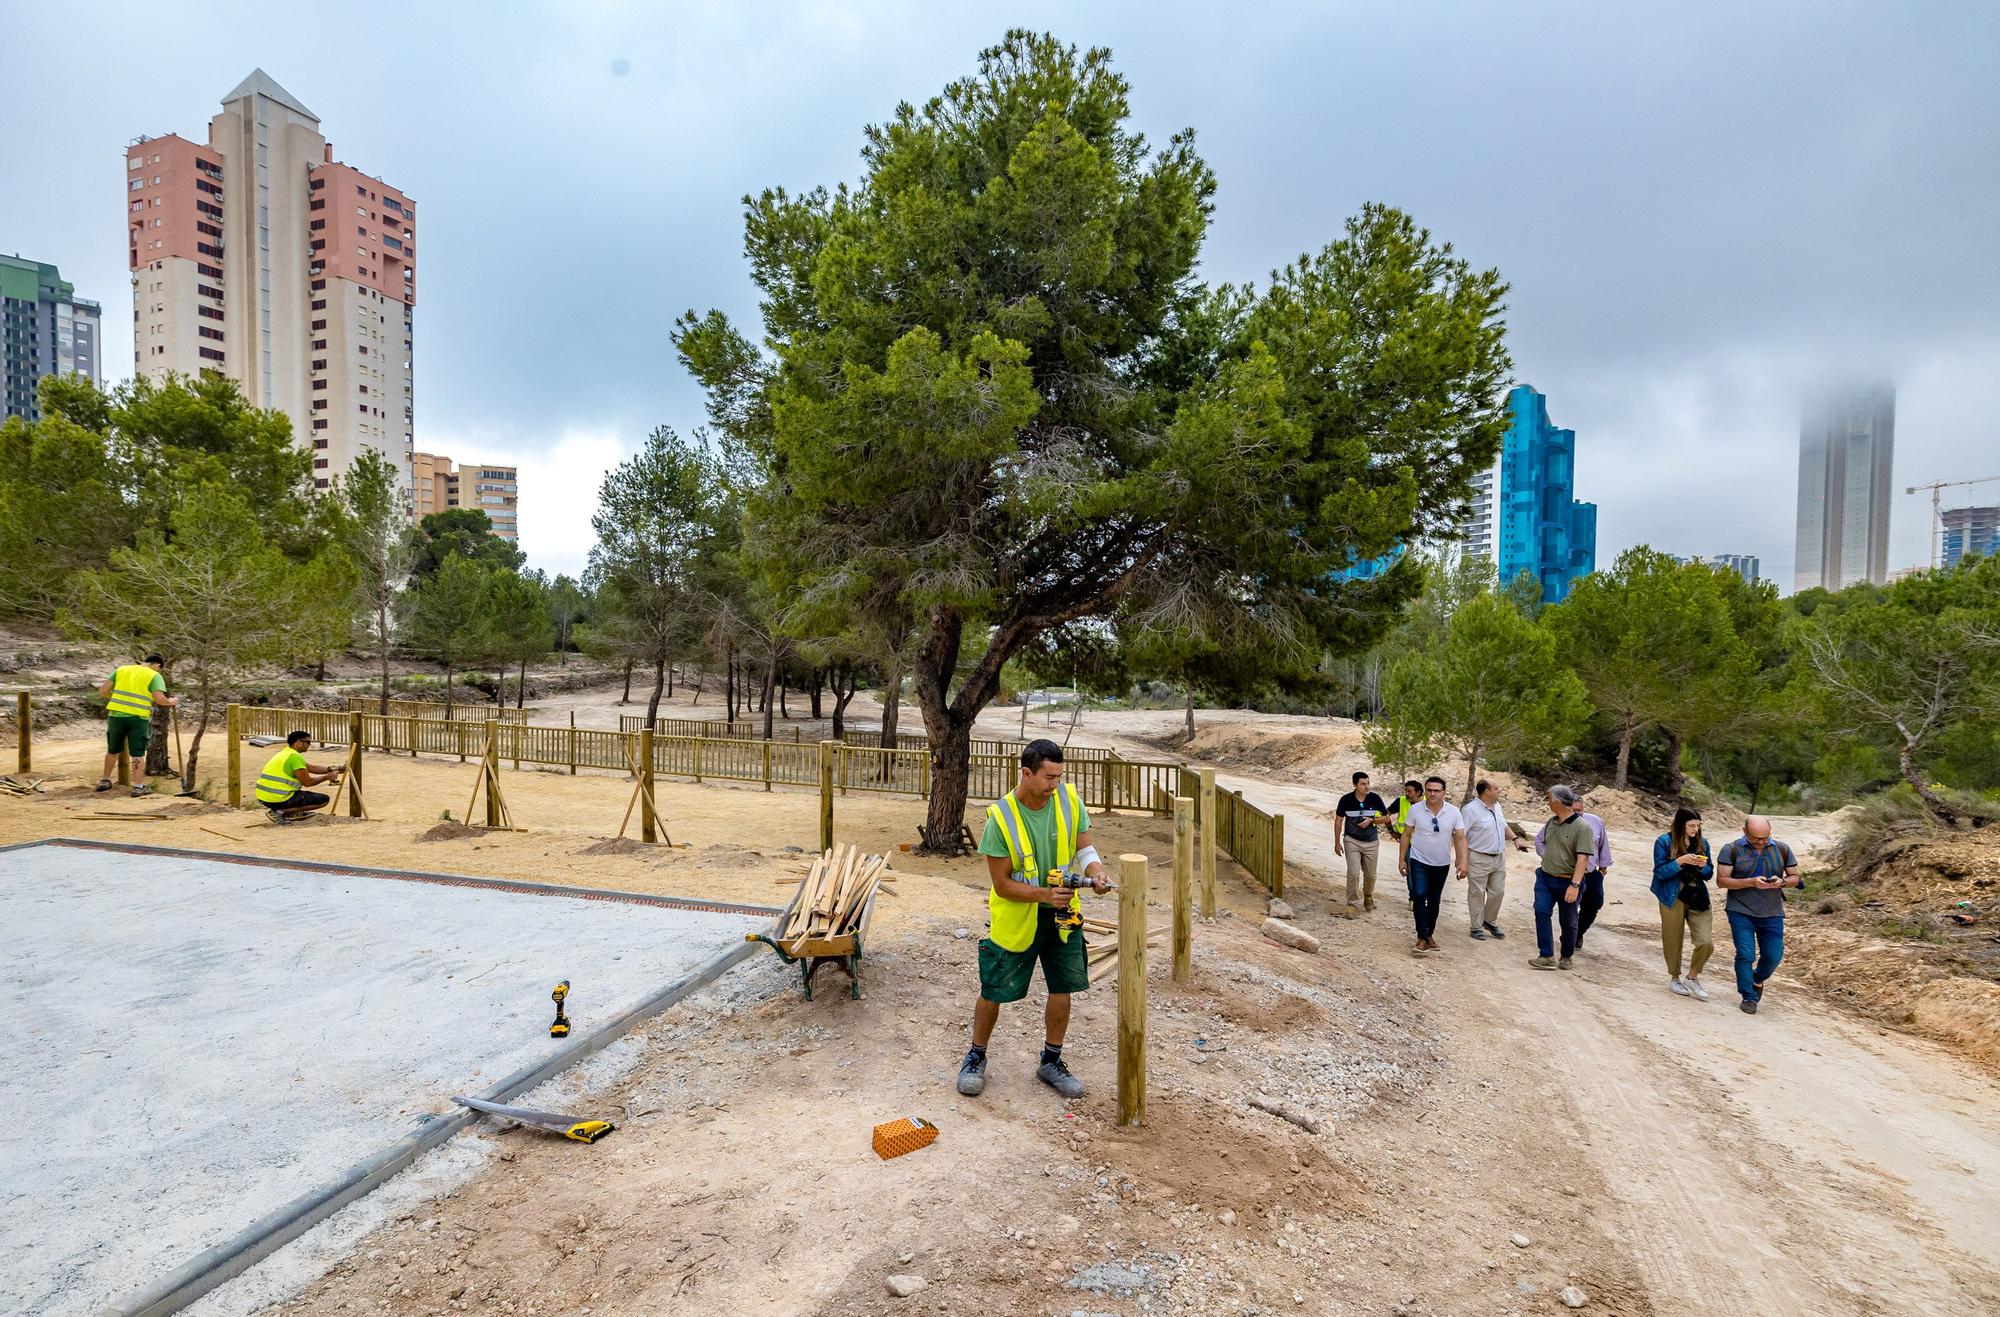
left=344, top=697, right=530, bottom=722
left=1162, top=779, right=1285, bottom=896
left=239, top=705, right=1185, bottom=816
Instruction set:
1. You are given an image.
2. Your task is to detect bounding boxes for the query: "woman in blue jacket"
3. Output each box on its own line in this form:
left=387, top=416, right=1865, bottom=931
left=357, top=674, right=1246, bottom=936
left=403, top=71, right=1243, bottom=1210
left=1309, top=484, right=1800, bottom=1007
left=1652, top=807, right=1715, bottom=1000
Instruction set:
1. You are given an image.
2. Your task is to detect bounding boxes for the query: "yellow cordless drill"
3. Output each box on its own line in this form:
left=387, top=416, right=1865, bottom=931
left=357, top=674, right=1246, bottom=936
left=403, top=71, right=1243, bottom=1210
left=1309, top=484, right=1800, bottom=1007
left=549, top=980, right=571, bottom=1038
left=1046, top=864, right=1097, bottom=942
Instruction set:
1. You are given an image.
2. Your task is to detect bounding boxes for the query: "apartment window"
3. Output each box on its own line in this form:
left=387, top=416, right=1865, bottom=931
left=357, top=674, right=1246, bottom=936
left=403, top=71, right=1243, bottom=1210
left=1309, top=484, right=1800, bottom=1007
left=196, top=222, right=222, bottom=239
left=311, top=319, right=326, bottom=330
left=356, top=266, right=368, bottom=278
left=356, top=186, right=366, bottom=196
left=311, top=279, right=326, bottom=291
left=310, top=239, right=326, bottom=253
left=198, top=326, right=224, bottom=341
left=314, top=477, right=328, bottom=489
left=312, top=419, right=327, bottom=431
left=197, top=243, right=223, bottom=259
left=312, top=399, right=327, bottom=411
left=129, top=156, right=143, bottom=171
left=130, top=200, right=146, bottom=214
left=197, top=263, right=222, bottom=279
left=310, top=200, right=325, bottom=212
left=358, top=345, right=368, bottom=356
left=196, top=179, right=221, bottom=196
left=314, top=458, right=328, bottom=469
left=309, top=219, right=325, bottom=232
left=198, top=284, right=222, bottom=300
left=311, top=339, right=327, bottom=351
left=198, top=347, right=224, bottom=362
left=197, top=202, right=222, bottom=220
left=358, top=403, right=368, bottom=414
left=198, top=305, right=223, bottom=320
left=129, top=179, right=145, bottom=192
left=311, top=300, right=327, bottom=312
left=310, top=177, right=324, bottom=190
left=358, top=385, right=368, bottom=395
left=312, top=380, right=327, bottom=391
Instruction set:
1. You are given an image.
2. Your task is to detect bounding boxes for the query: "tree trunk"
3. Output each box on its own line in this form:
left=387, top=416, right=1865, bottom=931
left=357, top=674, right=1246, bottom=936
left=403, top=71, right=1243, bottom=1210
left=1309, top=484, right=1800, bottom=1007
left=1464, top=742, right=1481, bottom=803
left=516, top=656, right=527, bottom=709
left=1184, top=686, right=1195, bottom=744
left=181, top=681, right=213, bottom=794
left=378, top=604, right=392, bottom=715
left=810, top=669, right=824, bottom=720
left=761, top=654, right=777, bottom=741
left=666, top=664, right=674, bottom=698
left=443, top=662, right=455, bottom=720
left=920, top=714, right=975, bottom=853
left=779, top=675, right=789, bottom=720
left=691, top=670, right=703, bottom=707
left=881, top=656, right=904, bottom=748
left=620, top=658, right=633, bottom=704
left=644, top=651, right=667, bottom=728
left=830, top=667, right=856, bottom=741
left=1664, top=729, right=1684, bottom=796
left=146, top=701, right=172, bottom=778
left=1899, top=740, right=1988, bottom=823
left=315, top=656, right=327, bottom=682
left=1614, top=714, right=1635, bottom=789
left=725, top=647, right=736, bottom=722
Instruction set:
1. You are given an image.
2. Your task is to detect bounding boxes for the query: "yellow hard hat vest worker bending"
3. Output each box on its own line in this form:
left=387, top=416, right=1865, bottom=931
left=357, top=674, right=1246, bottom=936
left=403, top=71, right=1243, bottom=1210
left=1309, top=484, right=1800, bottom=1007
left=254, top=730, right=344, bottom=824
left=96, top=655, right=178, bottom=797
left=956, top=738, right=1112, bottom=1103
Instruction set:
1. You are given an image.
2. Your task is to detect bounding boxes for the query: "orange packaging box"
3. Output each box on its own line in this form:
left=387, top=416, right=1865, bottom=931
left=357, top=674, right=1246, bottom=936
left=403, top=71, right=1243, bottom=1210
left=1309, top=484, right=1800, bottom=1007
left=872, top=1115, right=940, bottom=1160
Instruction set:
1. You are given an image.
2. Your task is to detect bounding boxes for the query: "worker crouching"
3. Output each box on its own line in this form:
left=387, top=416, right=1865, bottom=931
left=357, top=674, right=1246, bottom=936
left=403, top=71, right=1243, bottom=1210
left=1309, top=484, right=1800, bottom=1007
left=956, top=738, right=1112, bottom=1101
left=254, top=730, right=343, bottom=823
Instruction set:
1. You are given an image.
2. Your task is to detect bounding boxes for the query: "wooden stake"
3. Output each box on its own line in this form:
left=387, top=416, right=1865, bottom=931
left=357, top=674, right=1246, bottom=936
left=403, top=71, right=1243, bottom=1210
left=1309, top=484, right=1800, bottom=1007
left=1172, top=795, right=1194, bottom=984
left=15, top=691, right=28, bottom=774
left=484, top=721, right=501, bottom=829
left=818, top=740, right=835, bottom=853
left=1197, top=768, right=1217, bottom=919
left=346, top=712, right=365, bottom=819
left=639, top=727, right=657, bottom=844
left=1117, top=852, right=1148, bottom=1127
left=226, top=704, right=242, bottom=808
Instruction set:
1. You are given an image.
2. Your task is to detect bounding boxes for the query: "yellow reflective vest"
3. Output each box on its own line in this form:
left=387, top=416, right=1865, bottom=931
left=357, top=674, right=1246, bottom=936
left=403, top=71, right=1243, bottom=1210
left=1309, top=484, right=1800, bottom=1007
left=985, top=783, right=1082, bottom=952
left=107, top=664, right=158, bottom=719
left=255, top=748, right=305, bottom=804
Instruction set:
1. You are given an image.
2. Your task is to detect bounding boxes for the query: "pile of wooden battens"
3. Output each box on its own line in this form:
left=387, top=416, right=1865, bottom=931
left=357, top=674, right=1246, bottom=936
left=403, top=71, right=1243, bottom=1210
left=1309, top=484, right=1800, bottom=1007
left=237, top=706, right=1187, bottom=816
left=775, top=844, right=888, bottom=946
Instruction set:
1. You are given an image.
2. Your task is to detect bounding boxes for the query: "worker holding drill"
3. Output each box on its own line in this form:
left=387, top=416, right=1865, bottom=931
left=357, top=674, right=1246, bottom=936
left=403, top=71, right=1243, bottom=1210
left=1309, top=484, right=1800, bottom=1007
left=956, top=739, right=1111, bottom=1102
left=95, top=654, right=177, bottom=796
left=253, top=729, right=344, bottom=823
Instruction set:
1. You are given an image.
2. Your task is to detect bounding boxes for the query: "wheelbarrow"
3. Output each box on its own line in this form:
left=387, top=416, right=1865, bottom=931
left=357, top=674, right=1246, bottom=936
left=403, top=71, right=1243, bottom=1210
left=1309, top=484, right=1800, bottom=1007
left=746, top=883, right=881, bottom=1000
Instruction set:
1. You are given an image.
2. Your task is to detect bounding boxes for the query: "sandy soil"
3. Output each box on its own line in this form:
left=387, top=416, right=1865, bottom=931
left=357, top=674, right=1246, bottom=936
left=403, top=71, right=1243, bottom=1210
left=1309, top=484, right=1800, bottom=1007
left=8, top=702, right=2000, bottom=1315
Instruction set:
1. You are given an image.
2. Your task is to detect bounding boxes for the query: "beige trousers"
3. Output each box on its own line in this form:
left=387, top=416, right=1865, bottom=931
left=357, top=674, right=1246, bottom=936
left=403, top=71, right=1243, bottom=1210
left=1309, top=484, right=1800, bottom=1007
left=1342, top=838, right=1379, bottom=905
left=1466, top=850, right=1505, bottom=928
left=1660, top=898, right=1714, bottom=977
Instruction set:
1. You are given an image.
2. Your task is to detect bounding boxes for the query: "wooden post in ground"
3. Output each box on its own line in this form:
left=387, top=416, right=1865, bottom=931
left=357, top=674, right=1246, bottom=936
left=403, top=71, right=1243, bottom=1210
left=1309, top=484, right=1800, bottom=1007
left=818, top=740, right=835, bottom=852
left=639, top=727, right=657, bottom=844
left=568, top=711, right=577, bottom=775
left=483, top=720, right=501, bottom=829
left=118, top=747, right=131, bottom=786
left=762, top=737, right=773, bottom=792
left=694, top=735, right=704, bottom=783
left=16, top=691, right=30, bottom=773
left=226, top=704, right=241, bottom=807
left=510, top=716, right=520, bottom=771
left=347, top=711, right=365, bottom=818
left=1197, top=768, right=1217, bottom=918
left=1172, top=796, right=1194, bottom=984
left=1117, top=853, right=1148, bottom=1127
left=1272, top=812, right=1285, bottom=898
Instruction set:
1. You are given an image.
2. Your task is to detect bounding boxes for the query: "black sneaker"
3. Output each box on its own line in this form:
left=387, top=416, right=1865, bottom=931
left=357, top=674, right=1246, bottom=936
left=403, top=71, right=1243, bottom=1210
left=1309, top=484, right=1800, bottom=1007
left=1037, top=1057, right=1085, bottom=1099
left=1740, top=1000, right=1758, bottom=1015
left=1469, top=928, right=1488, bottom=940
left=94, top=778, right=113, bottom=792
left=1484, top=923, right=1506, bottom=940
left=266, top=807, right=291, bottom=826
left=956, top=1049, right=987, bottom=1096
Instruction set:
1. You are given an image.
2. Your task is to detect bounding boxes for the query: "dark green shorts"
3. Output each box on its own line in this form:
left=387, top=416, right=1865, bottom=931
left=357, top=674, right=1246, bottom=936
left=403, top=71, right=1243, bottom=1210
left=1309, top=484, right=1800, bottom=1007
left=106, top=715, right=150, bottom=756
left=978, top=918, right=1089, bottom=1003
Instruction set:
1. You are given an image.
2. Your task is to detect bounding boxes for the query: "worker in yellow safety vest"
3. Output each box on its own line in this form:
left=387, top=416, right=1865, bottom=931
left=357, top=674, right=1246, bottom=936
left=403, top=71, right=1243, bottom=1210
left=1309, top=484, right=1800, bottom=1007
left=955, top=738, right=1112, bottom=1102
left=96, top=654, right=178, bottom=796
left=253, top=729, right=344, bottom=823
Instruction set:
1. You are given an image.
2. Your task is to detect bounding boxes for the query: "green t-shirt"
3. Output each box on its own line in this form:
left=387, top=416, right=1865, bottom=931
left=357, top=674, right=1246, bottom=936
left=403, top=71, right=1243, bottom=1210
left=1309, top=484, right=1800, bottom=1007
left=276, top=748, right=306, bottom=781
left=979, top=788, right=1092, bottom=885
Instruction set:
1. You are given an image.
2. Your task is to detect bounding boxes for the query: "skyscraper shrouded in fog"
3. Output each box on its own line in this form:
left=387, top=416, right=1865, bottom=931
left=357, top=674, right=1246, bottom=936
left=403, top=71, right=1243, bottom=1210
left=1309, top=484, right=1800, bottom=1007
left=1795, top=385, right=1894, bottom=591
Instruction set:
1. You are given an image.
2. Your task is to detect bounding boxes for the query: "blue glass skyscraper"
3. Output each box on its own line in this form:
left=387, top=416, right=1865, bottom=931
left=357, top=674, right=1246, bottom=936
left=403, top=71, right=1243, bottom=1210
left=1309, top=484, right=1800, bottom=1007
left=1496, top=385, right=1596, bottom=603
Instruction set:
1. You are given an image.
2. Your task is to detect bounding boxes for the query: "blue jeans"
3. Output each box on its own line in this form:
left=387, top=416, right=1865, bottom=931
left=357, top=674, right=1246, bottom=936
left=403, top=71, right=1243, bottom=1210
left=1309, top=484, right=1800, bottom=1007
left=1575, top=871, right=1605, bottom=943
left=1408, top=860, right=1449, bottom=941
left=1727, top=910, right=1785, bottom=1002
left=1533, top=871, right=1580, bottom=959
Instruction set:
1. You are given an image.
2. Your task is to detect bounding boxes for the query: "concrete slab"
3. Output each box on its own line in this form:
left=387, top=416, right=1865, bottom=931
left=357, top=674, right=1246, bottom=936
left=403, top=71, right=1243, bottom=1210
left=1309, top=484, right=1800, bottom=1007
left=0, top=839, right=771, bottom=1315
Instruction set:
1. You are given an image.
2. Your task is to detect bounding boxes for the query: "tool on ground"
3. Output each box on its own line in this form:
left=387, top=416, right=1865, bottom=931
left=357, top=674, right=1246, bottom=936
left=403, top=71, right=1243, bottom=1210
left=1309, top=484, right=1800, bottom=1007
left=549, top=980, right=571, bottom=1037
left=452, top=1094, right=614, bottom=1143
left=871, top=1115, right=940, bottom=1160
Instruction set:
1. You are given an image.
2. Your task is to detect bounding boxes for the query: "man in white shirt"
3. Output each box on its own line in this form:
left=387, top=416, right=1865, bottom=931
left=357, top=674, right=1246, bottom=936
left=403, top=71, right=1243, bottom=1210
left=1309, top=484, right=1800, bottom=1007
left=1460, top=779, right=1531, bottom=941
left=1396, top=775, right=1467, bottom=955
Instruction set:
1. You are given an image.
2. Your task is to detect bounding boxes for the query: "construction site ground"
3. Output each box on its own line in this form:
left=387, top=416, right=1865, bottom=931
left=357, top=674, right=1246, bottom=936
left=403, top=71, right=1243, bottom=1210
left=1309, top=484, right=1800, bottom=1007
left=3, top=689, right=1998, bottom=1316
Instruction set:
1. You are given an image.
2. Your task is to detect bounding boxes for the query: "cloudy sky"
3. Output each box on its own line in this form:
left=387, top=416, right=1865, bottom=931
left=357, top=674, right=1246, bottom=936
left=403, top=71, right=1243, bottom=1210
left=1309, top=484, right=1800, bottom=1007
left=6, top=1, right=1996, bottom=585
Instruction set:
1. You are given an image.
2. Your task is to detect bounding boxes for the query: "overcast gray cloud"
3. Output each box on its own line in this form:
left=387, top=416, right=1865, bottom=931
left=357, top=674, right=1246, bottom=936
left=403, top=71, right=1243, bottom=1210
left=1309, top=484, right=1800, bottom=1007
left=5, top=0, right=1996, bottom=582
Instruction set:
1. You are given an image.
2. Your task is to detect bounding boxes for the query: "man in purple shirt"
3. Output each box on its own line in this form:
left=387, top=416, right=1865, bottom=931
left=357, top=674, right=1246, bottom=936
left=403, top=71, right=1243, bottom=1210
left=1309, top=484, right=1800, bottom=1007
left=1537, top=805, right=1612, bottom=952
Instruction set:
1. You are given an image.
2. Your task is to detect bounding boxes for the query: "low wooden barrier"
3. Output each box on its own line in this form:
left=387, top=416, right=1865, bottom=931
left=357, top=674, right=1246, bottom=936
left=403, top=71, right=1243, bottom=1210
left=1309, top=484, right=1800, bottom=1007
left=344, top=696, right=530, bottom=722
left=1159, top=777, right=1286, bottom=896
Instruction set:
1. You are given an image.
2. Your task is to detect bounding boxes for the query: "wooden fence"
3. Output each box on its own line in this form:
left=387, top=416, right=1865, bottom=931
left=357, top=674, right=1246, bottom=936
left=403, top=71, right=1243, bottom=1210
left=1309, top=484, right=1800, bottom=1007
left=614, top=716, right=1114, bottom=762
left=1162, top=780, right=1286, bottom=896
left=238, top=705, right=1185, bottom=815
left=344, top=696, right=530, bottom=722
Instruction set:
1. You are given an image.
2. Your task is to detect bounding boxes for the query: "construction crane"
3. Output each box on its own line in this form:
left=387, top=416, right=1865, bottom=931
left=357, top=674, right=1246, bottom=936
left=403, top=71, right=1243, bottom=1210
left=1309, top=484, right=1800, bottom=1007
left=1907, top=475, right=2000, bottom=569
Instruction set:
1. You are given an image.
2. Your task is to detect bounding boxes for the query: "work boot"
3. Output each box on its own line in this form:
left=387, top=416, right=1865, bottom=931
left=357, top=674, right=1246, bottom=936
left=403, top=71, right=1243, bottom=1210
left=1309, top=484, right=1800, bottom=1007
left=95, top=778, right=113, bottom=792
left=1740, top=1000, right=1758, bottom=1015
left=1037, top=1057, right=1085, bottom=1099
left=1484, top=923, right=1506, bottom=940
left=1469, top=927, right=1487, bottom=940
left=1528, top=956, right=1557, bottom=970
left=955, top=1049, right=987, bottom=1096
left=1363, top=897, right=1376, bottom=912
left=1558, top=956, right=1573, bottom=971
left=130, top=783, right=154, bottom=798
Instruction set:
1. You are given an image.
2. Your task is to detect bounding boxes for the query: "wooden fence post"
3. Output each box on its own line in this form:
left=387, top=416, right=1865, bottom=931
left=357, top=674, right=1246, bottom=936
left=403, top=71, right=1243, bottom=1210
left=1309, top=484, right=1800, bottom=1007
left=1197, top=768, right=1217, bottom=919
left=15, top=691, right=29, bottom=774
left=226, top=704, right=242, bottom=808
left=1117, top=853, right=1148, bottom=1127
left=694, top=735, right=704, bottom=783
left=1172, top=797, right=1193, bottom=984
left=569, top=711, right=577, bottom=776
left=762, top=737, right=773, bottom=792
left=483, top=720, right=501, bottom=829
left=347, top=711, right=364, bottom=818
left=1272, top=813, right=1285, bottom=898
left=118, top=746, right=131, bottom=786
left=818, top=740, right=835, bottom=852
left=639, top=727, right=657, bottom=844
left=511, top=716, right=520, bottom=771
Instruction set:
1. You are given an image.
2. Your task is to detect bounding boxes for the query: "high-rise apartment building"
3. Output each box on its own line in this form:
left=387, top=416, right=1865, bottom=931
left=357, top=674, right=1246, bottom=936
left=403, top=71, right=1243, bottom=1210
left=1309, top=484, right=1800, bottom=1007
left=409, top=451, right=519, bottom=542
left=2, top=255, right=100, bottom=420
left=1496, top=385, right=1595, bottom=603
left=1794, top=384, right=1894, bottom=592
left=1675, top=552, right=1761, bottom=584
left=1459, top=461, right=1499, bottom=562
left=1941, top=505, right=2000, bottom=569
left=127, top=70, right=414, bottom=490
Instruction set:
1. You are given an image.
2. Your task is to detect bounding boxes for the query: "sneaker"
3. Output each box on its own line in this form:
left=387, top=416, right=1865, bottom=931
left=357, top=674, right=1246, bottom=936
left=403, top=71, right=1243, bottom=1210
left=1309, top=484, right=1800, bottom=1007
left=1684, top=977, right=1710, bottom=1002
left=1558, top=957, right=1573, bottom=971
left=1740, top=1000, right=1758, bottom=1015
left=1470, top=928, right=1488, bottom=940
left=1339, top=904, right=1359, bottom=919
left=265, top=807, right=291, bottom=826
left=130, top=784, right=155, bottom=798
left=1528, top=956, right=1557, bottom=970
left=1363, top=898, right=1376, bottom=912
left=1669, top=977, right=1691, bottom=997
left=95, top=778, right=113, bottom=792
left=1037, top=1057, right=1085, bottom=1099
left=956, top=1050, right=988, bottom=1096
left=1484, top=923, right=1506, bottom=940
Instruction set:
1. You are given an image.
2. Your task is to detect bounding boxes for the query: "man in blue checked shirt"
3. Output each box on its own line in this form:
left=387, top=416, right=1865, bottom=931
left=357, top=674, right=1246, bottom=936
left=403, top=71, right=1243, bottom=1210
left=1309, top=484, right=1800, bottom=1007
left=1713, top=816, right=1801, bottom=1015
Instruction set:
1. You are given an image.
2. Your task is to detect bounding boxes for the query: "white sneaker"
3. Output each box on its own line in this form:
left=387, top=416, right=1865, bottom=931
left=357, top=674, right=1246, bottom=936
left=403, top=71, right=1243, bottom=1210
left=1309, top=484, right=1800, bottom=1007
left=1669, top=977, right=1691, bottom=997
left=1684, top=977, right=1710, bottom=1002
